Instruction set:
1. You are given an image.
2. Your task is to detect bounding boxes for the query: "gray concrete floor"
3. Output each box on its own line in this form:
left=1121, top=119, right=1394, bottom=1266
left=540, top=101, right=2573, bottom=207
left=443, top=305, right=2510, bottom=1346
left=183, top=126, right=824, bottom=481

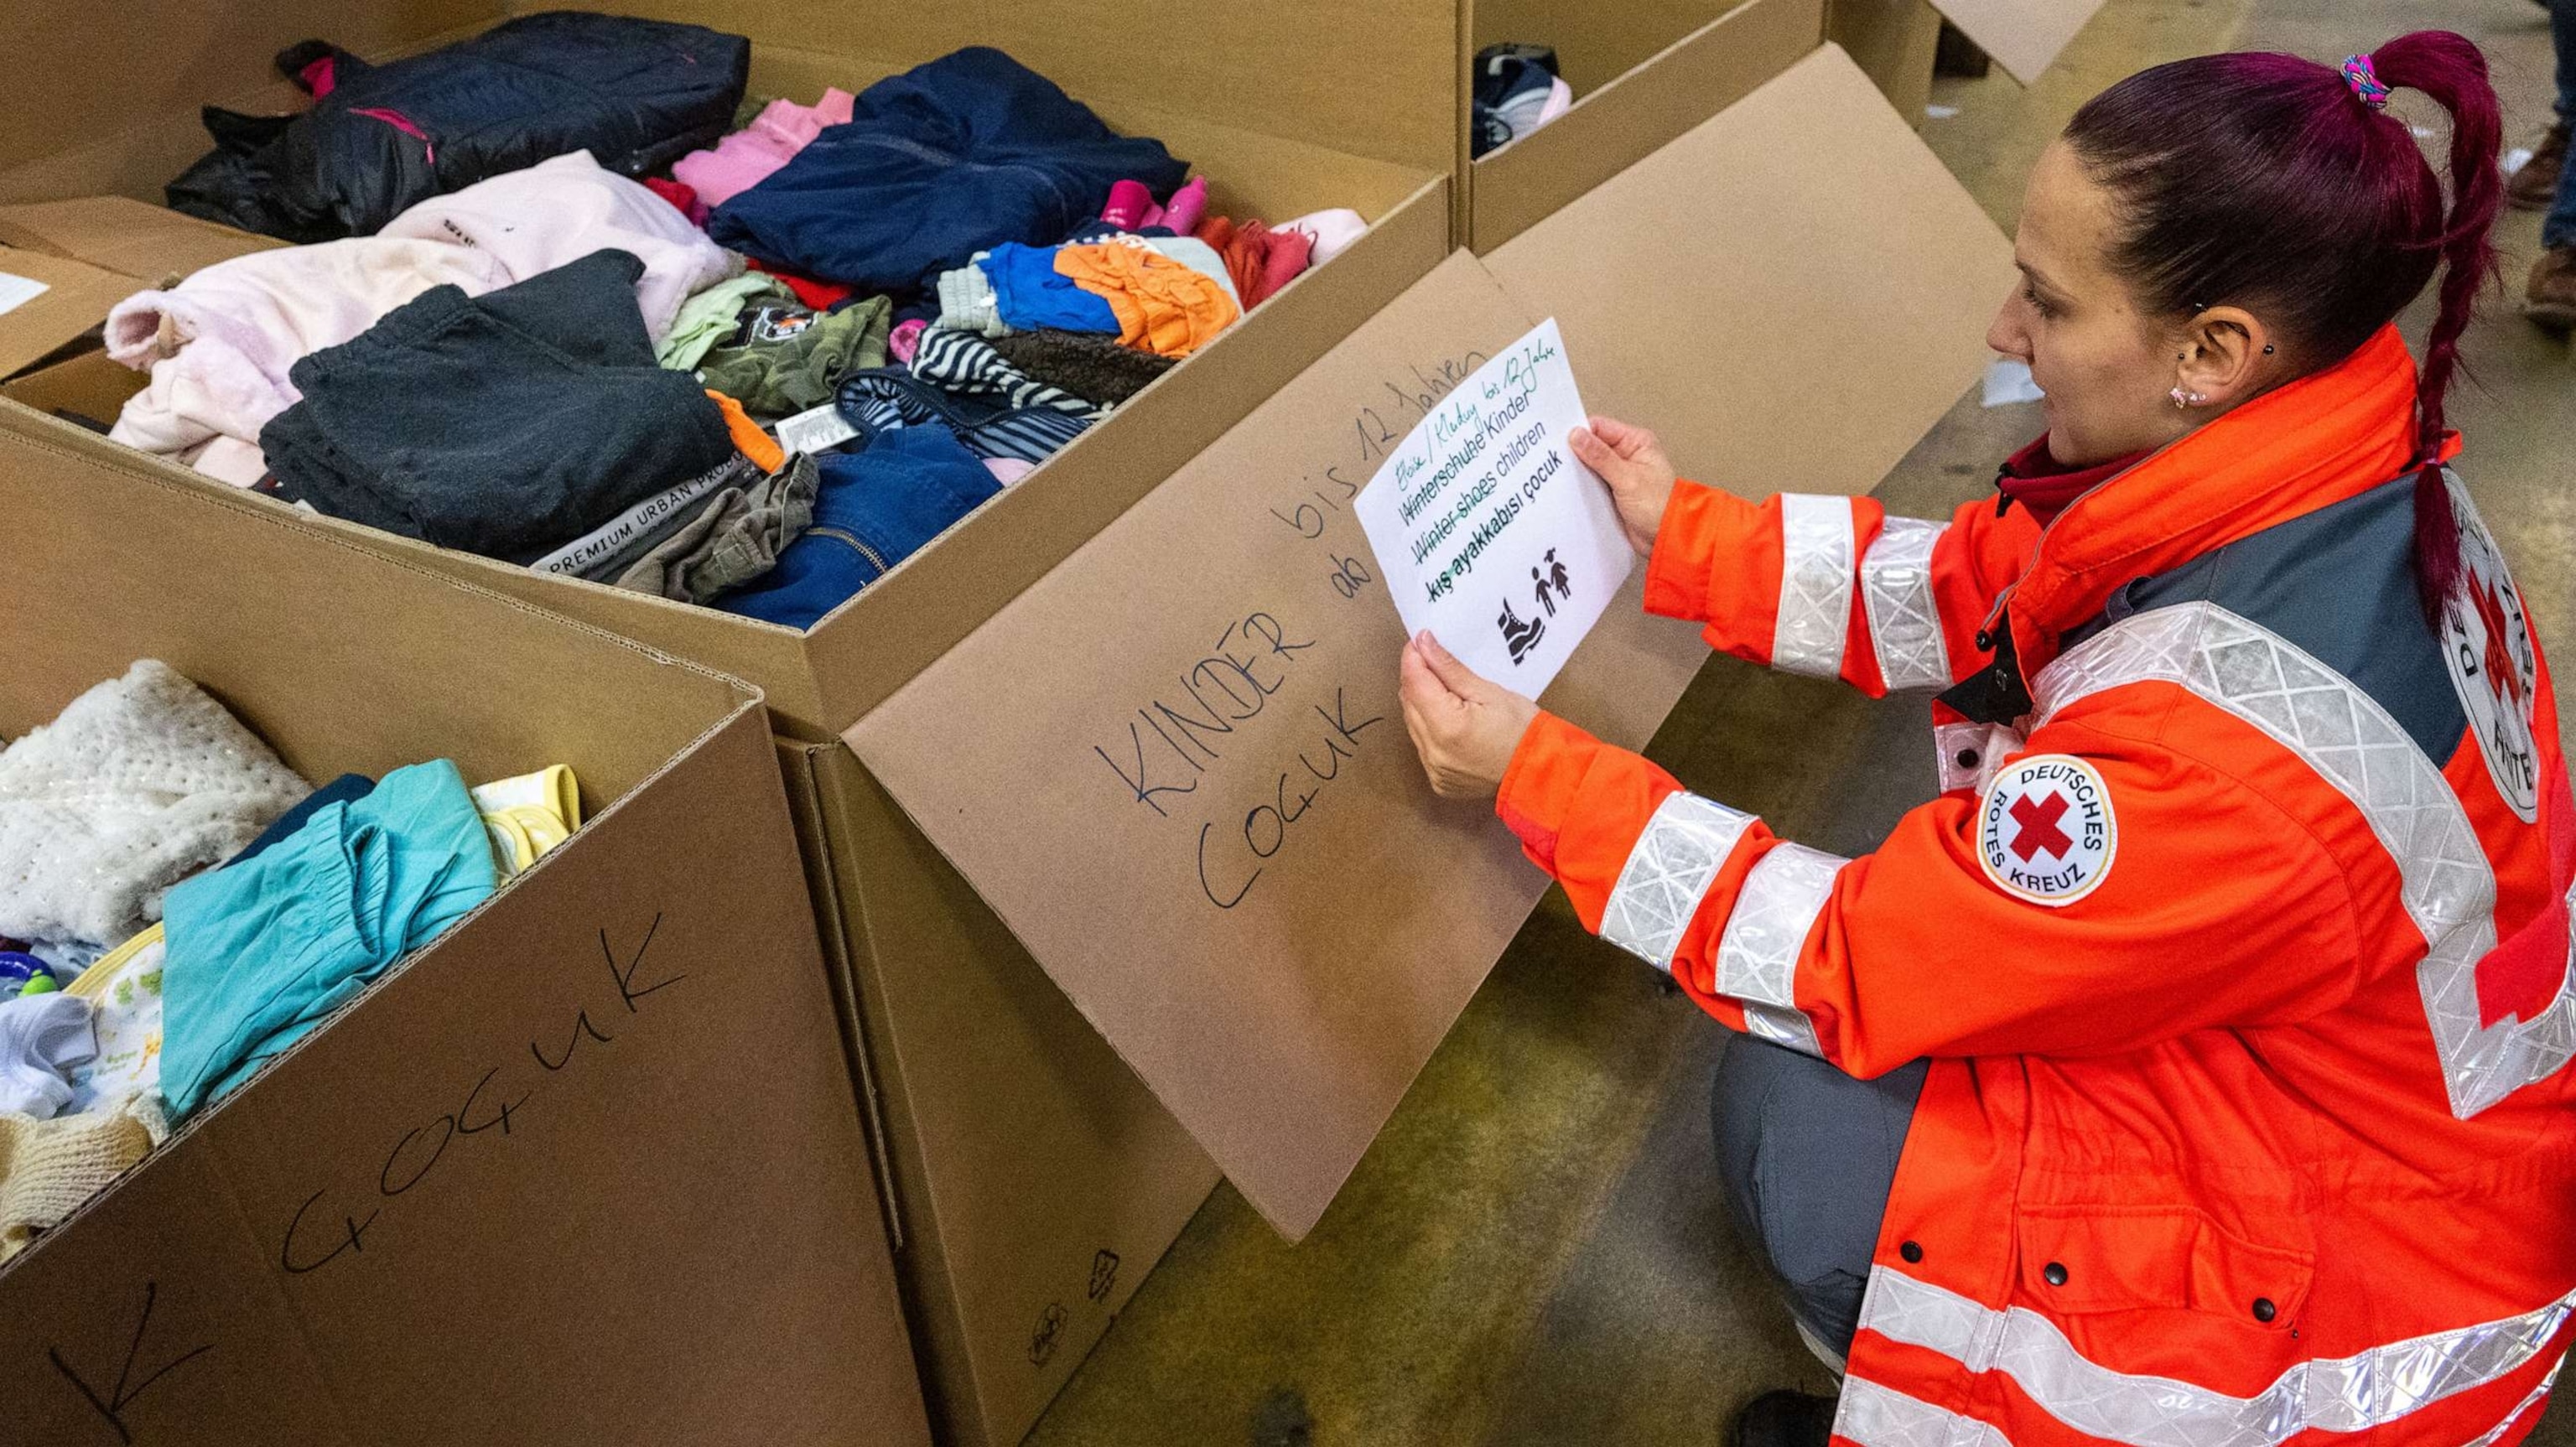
left=1025, top=1, right=2576, bottom=1442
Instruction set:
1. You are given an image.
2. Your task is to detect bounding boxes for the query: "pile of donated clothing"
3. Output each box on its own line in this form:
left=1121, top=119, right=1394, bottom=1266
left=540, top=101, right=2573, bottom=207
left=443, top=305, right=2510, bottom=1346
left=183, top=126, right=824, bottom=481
left=106, top=13, right=1368, bottom=630
left=0, top=662, right=581, bottom=1261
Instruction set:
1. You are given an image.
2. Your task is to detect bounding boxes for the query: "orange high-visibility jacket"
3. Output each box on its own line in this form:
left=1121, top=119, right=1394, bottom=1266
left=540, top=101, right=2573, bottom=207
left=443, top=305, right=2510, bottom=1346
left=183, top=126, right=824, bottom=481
left=1499, top=327, right=2576, bottom=1445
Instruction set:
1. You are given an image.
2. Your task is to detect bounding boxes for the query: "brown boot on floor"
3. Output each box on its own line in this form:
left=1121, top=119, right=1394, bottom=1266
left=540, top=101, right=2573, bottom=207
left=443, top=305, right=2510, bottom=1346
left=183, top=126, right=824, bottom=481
left=2528, top=247, right=2576, bottom=329
left=1728, top=1391, right=1836, bottom=1447
left=2511, top=122, right=2569, bottom=211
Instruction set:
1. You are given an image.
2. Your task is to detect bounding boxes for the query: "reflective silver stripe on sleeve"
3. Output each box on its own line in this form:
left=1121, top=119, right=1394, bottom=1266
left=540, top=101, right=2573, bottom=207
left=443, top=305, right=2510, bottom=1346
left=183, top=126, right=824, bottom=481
left=2029, top=599, right=2570, bottom=1119
left=1857, top=1265, right=2576, bottom=1447
left=1773, top=494, right=1857, bottom=679
left=1835, top=1377, right=2012, bottom=1447
left=1859, top=517, right=1953, bottom=691
left=1716, top=843, right=1845, bottom=1007
left=1599, top=792, right=1757, bottom=972
left=1714, top=842, right=1844, bottom=1059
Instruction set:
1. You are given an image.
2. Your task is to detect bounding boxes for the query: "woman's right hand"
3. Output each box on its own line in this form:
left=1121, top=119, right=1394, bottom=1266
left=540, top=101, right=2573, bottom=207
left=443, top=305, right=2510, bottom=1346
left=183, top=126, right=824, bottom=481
left=1568, top=415, right=1677, bottom=558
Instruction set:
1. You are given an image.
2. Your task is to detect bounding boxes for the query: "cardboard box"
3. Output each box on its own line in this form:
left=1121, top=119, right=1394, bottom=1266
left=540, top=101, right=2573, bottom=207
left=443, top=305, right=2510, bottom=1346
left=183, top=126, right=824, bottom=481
left=0, top=8, right=2007, bottom=1442
left=1459, top=0, right=2106, bottom=248
left=849, top=42, right=2014, bottom=1240
left=1827, top=0, right=1946, bottom=122
left=0, top=7, right=1456, bottom=1440
left=0, top=423, right=927, bottom=1444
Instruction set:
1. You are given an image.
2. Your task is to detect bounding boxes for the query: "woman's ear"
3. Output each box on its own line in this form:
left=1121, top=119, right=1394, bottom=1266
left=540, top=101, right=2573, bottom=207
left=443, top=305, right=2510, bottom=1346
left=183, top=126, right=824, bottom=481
left=2174, top=306, right=2276, bottom=409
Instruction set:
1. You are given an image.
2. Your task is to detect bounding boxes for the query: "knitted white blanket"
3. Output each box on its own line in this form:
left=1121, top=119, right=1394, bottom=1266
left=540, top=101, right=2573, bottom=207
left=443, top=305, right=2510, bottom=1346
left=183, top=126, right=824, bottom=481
left=0, top=661, right=308, bottom=947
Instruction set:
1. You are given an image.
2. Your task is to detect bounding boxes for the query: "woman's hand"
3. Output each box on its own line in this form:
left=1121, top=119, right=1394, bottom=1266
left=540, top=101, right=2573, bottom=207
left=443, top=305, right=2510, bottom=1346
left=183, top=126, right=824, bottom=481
left=1396, top=630, right=1540, bottom=802
left=1568, top=414, right=1678, bottom=558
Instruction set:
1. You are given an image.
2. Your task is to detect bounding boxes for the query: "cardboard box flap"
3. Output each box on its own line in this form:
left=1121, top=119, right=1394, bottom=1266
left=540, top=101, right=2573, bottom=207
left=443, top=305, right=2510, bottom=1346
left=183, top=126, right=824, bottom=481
left=0, top=196, right=284, bottom=285
left=0, top=246, right=130, bottom=379
left=849, top=44, right=2009, bottom=1242
left=1926, top=0, right=2107, bottom=86
left=849, top=252, right=1710, bottom=1240
left=1484, top=44, right=2013, bottom=500
left=1467, top=0, right=1826, bottom=252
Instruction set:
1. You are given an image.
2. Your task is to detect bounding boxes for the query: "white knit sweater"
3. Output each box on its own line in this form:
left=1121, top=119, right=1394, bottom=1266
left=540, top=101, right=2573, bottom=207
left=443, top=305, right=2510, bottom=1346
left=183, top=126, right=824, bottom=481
left=0, top=661, right=309, bottom=946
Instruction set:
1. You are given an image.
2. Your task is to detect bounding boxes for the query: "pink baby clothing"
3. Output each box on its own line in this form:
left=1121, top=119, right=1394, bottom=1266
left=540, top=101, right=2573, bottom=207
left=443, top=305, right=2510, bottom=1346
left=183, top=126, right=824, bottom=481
left=1160, top=178, right=1209, bottom=237
left=108, top=150, right=737, bottom=485
left=1279, top=209, right=1367, bottom=267
left=673, top=89, right=857, bottom=208
left=888, top=317, right=927, bottom=364
left=1101, top=179, right=1156, bottom=231
left=381, top=150, right=736, bottom=339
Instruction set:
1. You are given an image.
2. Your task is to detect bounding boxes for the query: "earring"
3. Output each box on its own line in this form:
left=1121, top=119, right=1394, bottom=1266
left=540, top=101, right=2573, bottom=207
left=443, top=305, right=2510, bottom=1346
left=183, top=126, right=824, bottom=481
left=2262, top=345, right=2275, bottom=355
left=2171, top=386, right=2192, bottom=408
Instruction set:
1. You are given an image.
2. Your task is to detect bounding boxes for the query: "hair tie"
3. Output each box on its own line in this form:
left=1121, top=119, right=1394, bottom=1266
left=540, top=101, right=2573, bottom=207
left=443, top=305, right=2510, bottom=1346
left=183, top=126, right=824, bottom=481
left=2341, top=54, right=2392, bottom=111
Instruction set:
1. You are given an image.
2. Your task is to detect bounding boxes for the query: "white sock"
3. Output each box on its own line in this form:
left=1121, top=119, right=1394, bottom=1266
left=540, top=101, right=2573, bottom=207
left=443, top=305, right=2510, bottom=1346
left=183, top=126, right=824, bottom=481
left=0, top=993, right=96, bottom=1120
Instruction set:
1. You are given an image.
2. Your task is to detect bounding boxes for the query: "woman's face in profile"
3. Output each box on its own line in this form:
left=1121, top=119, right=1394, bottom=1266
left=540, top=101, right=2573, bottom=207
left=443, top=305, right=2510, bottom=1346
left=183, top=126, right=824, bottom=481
left=1987, top=140, right=2192, bottom=469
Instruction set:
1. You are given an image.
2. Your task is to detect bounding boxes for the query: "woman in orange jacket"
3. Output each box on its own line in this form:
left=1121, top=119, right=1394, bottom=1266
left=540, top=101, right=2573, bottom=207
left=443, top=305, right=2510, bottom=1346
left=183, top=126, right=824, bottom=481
left=1399, top=31, right=2576, bottom=1447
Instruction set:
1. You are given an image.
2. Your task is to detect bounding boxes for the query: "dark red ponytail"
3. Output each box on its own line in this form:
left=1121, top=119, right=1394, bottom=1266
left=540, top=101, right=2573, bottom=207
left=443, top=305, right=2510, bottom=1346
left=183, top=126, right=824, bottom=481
left=2064, top=31, right=2503, bottom=625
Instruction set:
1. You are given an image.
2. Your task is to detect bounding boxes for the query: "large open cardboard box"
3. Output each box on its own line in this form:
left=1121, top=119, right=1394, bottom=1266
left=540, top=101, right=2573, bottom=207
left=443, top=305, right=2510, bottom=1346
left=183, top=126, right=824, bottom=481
left=1459, top=0, right=2109, bottom=250
left=850, top=39, right=2014, bottom=1242
left=0, top=4, right=1456, bottom=1442
left=0, top=423, right=925, bottom=1444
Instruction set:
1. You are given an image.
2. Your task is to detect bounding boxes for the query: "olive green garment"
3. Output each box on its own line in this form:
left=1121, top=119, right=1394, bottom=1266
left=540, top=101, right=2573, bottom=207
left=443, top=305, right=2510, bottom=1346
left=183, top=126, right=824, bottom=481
left=694, top=293, right=894, bottom=418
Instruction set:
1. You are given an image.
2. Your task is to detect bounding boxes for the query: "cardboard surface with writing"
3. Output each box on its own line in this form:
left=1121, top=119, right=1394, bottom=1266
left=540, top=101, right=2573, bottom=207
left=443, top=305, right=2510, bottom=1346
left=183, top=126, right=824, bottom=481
left=850, top=44, right=2012, bottom=1240
left=0, top=246, right=128, bottom=379
left=0, top=440, right=927, bottom=1446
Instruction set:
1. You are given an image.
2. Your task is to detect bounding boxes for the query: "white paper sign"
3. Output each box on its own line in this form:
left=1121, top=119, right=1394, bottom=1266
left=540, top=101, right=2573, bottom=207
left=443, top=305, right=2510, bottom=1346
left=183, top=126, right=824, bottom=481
left=1352, top=318, right=1633, bottom=693
left=0, top=271, right=49, bottom=319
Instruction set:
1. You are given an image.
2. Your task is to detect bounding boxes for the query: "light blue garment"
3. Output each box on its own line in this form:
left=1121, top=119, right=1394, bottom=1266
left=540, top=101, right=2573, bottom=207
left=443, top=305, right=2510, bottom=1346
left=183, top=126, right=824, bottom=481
left=159, top=759, right=498, bottom=1118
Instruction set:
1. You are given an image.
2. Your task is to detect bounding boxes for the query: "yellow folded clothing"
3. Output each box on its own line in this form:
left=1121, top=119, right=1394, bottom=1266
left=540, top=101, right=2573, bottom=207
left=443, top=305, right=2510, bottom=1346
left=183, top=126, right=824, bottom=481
left=0, top=1104, right=153, bottom=1261
left=471, top=765, right=584, bottom=878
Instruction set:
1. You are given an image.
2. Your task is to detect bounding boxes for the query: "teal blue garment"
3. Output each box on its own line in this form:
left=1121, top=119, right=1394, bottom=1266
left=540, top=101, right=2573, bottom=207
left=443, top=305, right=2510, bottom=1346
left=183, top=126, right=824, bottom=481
left=160, top=759, right=498, bottom=1118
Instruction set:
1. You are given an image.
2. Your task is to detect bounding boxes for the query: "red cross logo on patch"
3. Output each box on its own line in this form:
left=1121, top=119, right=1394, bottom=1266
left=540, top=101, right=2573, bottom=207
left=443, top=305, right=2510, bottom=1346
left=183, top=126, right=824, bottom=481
left=2007, top=791, right=2074, bottom=861
left=1978, top=755, right=2117, bottom=907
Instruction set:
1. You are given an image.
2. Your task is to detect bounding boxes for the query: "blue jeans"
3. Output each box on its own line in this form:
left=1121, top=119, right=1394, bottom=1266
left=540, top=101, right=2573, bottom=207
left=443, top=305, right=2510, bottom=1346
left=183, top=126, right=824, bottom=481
left=2547, top=0, right=2576, bottom=247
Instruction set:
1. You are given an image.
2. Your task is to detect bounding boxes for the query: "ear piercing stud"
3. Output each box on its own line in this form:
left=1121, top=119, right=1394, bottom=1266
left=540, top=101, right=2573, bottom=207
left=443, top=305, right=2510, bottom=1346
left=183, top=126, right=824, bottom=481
left=2171, top=387, right=2208, bottom=408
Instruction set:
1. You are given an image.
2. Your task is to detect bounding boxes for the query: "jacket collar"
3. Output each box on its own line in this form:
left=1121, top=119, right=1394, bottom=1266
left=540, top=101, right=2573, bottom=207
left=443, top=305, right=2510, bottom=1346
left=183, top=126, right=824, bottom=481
left=2002, top=325, right=2427, bottom=668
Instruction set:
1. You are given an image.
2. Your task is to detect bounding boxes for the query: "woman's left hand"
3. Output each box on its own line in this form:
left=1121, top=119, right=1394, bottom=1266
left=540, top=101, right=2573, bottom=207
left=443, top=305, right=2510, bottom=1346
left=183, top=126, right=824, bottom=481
left=1397, top=630, right=1540, bottom=801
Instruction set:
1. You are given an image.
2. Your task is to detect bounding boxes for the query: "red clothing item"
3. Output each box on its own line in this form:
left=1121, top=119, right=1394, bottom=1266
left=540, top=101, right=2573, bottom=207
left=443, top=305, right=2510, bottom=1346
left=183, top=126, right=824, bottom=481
left=642, top=176, right=706, bottom=227
left=748, top=261, right=854, bottom=311
left=1500, top=324, right=2576, bottom=1444
left=1994, top=433, right=2146, bottom=526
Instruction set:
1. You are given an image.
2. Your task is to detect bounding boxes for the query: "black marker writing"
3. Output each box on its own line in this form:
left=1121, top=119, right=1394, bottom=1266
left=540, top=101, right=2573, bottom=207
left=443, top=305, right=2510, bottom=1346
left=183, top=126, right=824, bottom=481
left=278, top=916, right=681, bottom=1277
left=48, top=1281, right=212, bottom=1444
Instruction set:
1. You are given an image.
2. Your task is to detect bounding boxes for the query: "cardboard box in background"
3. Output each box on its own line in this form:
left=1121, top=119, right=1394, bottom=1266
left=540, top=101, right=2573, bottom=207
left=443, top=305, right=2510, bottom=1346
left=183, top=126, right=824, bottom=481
left=1457, top=0, right=2106, bottom=250
left=0, top=6, right=1460, bottom=1441
left=0, top=197, right=286, bottom=380
left=1827, top=0, right=1946, bottom=122
left=852, top=42, right=2015, bottom=1240
left=0, top=428, right=927, bottom=1444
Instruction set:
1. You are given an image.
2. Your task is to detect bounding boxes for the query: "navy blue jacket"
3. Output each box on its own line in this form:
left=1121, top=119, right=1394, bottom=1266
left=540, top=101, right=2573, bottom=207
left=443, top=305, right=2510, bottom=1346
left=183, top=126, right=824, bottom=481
left=708, top=48, right=1188, bottom=294
left=169, top=13, right=748, bottom=242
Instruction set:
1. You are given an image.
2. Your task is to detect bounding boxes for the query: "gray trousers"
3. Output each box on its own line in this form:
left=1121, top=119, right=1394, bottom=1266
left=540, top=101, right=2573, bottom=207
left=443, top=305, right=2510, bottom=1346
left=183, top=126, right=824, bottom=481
left=1711, top=1035, right=1929, bottom=1361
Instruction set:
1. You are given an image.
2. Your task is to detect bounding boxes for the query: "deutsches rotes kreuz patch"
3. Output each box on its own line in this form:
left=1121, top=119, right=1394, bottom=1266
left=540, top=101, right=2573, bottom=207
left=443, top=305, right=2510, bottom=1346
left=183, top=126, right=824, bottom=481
left=2437, top=469, right=2541, bottom=823
left=1976, top=755, right=2116, bottom=907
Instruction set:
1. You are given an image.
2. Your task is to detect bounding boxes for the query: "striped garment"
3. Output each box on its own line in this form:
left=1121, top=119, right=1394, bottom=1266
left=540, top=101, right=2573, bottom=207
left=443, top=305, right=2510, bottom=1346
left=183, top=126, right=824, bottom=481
left=834, top=322, right=1107, bottom=464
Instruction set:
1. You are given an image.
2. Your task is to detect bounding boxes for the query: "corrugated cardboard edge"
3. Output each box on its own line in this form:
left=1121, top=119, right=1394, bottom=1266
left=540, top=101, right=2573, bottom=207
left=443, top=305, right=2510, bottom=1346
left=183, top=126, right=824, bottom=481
left=776, top=738, right=905, bottom=1254
left=1467, top=0, right=1828, bottom=252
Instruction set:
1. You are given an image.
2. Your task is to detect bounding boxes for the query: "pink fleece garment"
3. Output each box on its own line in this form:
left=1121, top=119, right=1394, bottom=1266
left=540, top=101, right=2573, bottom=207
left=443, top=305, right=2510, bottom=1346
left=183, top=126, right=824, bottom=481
left=107, top=150, right=736, bottom=485
left=673, top=89, right=857, bottom=208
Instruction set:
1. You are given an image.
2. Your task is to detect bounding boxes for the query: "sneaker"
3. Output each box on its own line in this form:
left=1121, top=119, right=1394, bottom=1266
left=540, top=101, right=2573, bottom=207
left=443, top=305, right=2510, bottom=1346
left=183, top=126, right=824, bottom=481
left=2527, top=246, right=2576, bottom=329
left=2510, top=122, right=2569, bottom=211
left=1728, top=1391, right=1838, bottom=1447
